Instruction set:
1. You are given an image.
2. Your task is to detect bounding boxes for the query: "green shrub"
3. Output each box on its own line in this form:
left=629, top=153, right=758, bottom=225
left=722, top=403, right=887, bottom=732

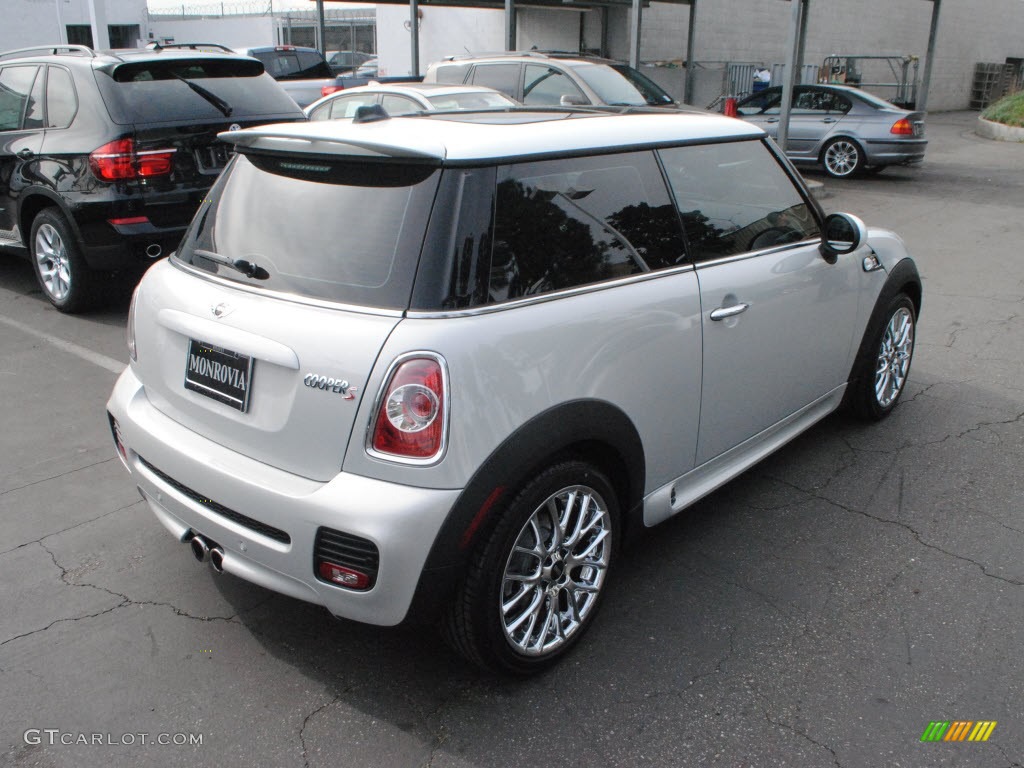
left=982, top=91, right=1024, bottom=127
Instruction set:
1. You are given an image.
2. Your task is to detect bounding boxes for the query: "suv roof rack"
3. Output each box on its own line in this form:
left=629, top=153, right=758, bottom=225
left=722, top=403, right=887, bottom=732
left=0, top=44, right=96, bottom=62
left=440, top=50, right=608, bottom=63
left=145, top=42, right=235, bottom=53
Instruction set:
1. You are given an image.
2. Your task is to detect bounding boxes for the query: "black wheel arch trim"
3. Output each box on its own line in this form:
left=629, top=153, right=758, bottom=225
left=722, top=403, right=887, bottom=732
left=845, top=257, right=921, bottom=389
left=19, top=190, right=84, bottom=250
left=403, top=399, right=645, bottom=624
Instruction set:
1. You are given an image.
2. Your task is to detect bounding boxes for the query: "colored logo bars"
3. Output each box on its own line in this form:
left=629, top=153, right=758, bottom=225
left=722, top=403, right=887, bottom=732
left=921, top=721, right=997, bottom=742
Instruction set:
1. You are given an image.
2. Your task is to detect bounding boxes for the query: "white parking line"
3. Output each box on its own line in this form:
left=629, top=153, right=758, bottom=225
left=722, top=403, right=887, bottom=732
left=0, top=314, right=126, bottom=375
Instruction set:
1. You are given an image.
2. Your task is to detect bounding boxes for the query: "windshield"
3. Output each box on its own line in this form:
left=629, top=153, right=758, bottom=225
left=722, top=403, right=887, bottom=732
left=174, top=153, right=441, bottom=308
left=571, top=63, right=675, bottom=106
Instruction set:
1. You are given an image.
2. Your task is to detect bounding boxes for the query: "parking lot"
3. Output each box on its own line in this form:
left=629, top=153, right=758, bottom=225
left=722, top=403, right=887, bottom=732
left=1, top=109, right=1022, bottom=767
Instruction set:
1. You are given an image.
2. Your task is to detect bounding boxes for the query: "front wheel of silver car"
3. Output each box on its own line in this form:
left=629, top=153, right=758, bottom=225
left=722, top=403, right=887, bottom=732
left=848, top=294, right=916, bottom=421
left=822, top=137, right=865, bottom=179
left=444, top=461, right=618, bottom=674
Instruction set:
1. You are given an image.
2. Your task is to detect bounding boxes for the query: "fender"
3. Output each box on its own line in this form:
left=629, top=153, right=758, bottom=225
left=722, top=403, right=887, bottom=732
left=403, top=399, right=646, bottom=623
left=18, top=189, right=81, bottom=249
left=846, top=257, right=922, bottom=390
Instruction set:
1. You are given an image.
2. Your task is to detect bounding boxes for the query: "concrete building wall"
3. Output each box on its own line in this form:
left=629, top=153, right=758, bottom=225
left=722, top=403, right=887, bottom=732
left=2, top=0, right=148, bottom=50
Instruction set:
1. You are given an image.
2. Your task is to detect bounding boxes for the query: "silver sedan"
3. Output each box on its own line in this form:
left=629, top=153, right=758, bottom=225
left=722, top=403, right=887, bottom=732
left=735, top=84, right=927, bottom=178
left=305, top=82, right=517, bottom=121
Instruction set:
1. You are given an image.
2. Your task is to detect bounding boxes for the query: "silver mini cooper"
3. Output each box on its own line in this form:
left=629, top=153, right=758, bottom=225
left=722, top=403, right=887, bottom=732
left=107, top=106, right=920, bottom=673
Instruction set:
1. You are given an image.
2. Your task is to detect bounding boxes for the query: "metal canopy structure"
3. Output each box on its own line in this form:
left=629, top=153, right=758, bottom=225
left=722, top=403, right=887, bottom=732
left=319, top=0, right=943, bottom=144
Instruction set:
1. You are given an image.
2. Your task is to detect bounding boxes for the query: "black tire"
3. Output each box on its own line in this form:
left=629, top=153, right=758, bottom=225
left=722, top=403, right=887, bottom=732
left=821, top=137, right=865, bottom=179
left=29, top=208, right=99, bottom=313
left=847, top=293, right=916, bottom=421
left=443, top=460, right=619, bottom=674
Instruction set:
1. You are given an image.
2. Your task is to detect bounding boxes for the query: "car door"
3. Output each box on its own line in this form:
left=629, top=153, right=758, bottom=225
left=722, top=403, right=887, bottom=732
left=660, top=140, right=862, bottom=465
left=0, top=64, right=44, bottom=245
left=787, top=87, right=852, bottom=159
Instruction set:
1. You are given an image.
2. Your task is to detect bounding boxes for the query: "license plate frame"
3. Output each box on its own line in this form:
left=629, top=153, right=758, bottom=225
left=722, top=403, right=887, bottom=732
left=184, top=339, right=254, bottom=412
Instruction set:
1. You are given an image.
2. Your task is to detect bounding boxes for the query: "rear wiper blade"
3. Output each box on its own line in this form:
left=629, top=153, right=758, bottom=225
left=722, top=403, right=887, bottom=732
left=194, top=249, right=269, bottom=280
left=171, top=73, right=233, bottom=117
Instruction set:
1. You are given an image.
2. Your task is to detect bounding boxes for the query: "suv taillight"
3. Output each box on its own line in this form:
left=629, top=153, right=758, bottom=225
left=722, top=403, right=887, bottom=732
left=890, top=118, right=914, bottom=135
left=90, top=138, right=177, bottom=181
left=321, top=84, right=343, bottom=97
left=369, top=355, right=447, bottom=461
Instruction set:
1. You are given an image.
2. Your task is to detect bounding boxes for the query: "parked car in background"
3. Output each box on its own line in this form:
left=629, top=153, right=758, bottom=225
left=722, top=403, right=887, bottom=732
left=424, top=51, right=678, bottom=108
left=0, top=43, right=304, bottom=312
left=233, top=44, right=337, bottom=107
left=108, top=106, right=921, bottom=674
left=305, top=82, right=515, bottom=119
left=734, top=84, right=927, bottom=178
left=326, top=50, right=375, bottom=75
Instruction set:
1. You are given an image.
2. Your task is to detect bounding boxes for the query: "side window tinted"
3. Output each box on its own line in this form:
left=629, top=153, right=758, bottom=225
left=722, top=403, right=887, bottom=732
left=24, top=67, right=44, bottom=129
left=433, top=64, right=467, bottom=84
left=45, top=66, right=78, bottom=128
left=469, top=63, right=520, bottom=99
left=488, top=152, right=684, bottom=303
left=523, top=65, right=587, bottom=106
left=0, top=65, right=40, bottom=131
left=736, top=89, right=780, bottom=115
left=380, top=94, right=420, bottom=115
left=660, top=140, right=820, bottom=262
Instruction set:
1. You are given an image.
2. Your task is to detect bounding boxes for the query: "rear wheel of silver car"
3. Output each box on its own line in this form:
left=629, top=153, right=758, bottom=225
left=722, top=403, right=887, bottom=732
left=30, top=209, right=98, bottom=313
left=849, top=294, right=916, bottom=420
left=822, top=137, right=865, bottom=178
left=444, top=461, right=618, bottom=674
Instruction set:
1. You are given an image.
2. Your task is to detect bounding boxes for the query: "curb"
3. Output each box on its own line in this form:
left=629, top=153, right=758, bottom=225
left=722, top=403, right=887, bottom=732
left=976, top=116, right=1024, bottom=142
left=804, top=178, right=830, bottom=200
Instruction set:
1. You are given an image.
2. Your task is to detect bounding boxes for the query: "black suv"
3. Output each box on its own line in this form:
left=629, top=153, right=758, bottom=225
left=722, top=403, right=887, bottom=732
left=0, top=44, right=304, bottom=312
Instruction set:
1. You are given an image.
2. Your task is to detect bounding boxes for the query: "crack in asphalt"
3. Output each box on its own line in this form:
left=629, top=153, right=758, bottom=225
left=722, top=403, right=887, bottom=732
left=994, top=743, right=1024, bottom=768
left=0, top=542, right=240, bottom=648
left=688, top=623, right=737, bottom=690
left=765, top=475, right=1024, bottom=587
left=299, top=693, right=342, bottom=768
left=0, top=499, right=143, bottom=558
left=0, top=457, right=117, bottom=496
left=765, top=713, right=843, bottom=768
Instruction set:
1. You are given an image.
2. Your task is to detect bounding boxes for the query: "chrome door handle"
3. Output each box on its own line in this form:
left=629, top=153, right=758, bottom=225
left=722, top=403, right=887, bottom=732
left=17, top=148, right=34, bottom=159
left=710, top=303, right=750, bottom=321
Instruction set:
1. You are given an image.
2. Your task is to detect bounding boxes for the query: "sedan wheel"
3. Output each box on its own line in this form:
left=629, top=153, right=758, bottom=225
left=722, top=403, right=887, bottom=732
left=822, top=138, right=864, bottom=178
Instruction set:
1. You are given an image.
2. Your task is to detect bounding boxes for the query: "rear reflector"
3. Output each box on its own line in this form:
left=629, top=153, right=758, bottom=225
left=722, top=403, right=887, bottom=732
left=108, top=216, right=150, bottom=226
left=318, top=561, right=371, bottom=590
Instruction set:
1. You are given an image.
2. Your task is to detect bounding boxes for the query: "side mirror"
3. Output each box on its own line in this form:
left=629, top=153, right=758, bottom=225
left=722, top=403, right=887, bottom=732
left=559, top=94, right=589, bottom=106
left=819, top=212, right=867, bottom=263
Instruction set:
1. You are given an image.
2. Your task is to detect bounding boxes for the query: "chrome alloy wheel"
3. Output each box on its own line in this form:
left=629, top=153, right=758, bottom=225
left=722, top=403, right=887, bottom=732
left=875, top=307, right=914, bottom=408
left=824, top=139, right=860, bottom=177
left=499, top=485, right=612, bottom=656
left=35, top=223, right=72, bottom=302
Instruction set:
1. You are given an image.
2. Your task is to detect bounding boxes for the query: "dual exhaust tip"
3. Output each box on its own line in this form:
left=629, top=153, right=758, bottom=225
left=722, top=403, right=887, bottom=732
left=185, top=532, right=224, bottom=573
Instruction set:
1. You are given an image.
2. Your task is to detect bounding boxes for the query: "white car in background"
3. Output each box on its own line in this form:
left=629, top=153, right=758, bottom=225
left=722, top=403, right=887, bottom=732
left=304, top=82, right=517, bottom=120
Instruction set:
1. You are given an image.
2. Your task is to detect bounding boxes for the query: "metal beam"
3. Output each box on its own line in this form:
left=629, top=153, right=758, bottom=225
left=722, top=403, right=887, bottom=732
left=316, top=0, right=327, bottom=55
left=796, top=0, right=809, bottom=75
left=918, top=0, right=941, bottom=113
left=410, top=0, right=420, bottom=76
left=684, top=0, right=697, bottom=104
left=776, top=0, right=802, bottom=151
left=629, top=0, right=642, bottom=69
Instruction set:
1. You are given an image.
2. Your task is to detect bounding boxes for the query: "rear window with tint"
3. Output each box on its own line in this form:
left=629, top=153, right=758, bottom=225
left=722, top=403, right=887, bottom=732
left=95, top=59, right=302, bottom=124
left=174, top=153, right=441, bottom=309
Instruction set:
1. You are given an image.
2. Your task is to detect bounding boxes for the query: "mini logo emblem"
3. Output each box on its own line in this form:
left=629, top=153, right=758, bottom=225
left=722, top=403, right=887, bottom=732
left=304, top=373, right=359, bottom=400
left=211, top=302, right=233, bottom=319
left=228, top=123, right=242, bottom=132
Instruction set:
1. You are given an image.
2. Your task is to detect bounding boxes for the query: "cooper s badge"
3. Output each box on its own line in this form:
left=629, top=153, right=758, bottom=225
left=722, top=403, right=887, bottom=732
left=304, top=373, right=359, bottom=400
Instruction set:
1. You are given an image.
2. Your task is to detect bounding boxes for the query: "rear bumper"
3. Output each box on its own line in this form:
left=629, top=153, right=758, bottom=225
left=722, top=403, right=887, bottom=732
left=106, top=366, right=461, bottom=626
left=863, top=137, right=928, bottom=166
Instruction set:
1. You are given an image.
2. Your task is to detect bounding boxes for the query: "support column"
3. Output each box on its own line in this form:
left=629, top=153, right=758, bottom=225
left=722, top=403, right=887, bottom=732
left=86, top=0, right=110, bottom=50
left=684, top=0, right=697, bottom=104
left=777, top=0, right=802, bottom=151
left=410, top=0, right=420, bottom=76
left=918, top=0, right=942, bottom=113
left=315, top=0, right=326, bottom=55
left=505, top=0, right=516, bottom=51
left=796, top=0, right=809, bottom=78
left=629, top=0, right=642, bottom=69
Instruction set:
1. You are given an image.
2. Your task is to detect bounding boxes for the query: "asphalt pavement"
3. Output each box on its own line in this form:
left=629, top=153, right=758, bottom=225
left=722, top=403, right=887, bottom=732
left=1, top=110, right=1022, bottom=768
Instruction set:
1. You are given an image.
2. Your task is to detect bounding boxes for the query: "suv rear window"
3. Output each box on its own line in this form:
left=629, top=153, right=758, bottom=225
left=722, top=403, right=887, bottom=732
left=174, top=153, right=440, bottom=309
left=95, top=59, right=300, bottom=123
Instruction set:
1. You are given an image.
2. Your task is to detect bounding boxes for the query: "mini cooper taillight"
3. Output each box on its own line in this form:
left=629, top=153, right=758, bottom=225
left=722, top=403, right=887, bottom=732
left=369, top=355, right=447, bottom=461
left=126, top=286, right=139, bottom=362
